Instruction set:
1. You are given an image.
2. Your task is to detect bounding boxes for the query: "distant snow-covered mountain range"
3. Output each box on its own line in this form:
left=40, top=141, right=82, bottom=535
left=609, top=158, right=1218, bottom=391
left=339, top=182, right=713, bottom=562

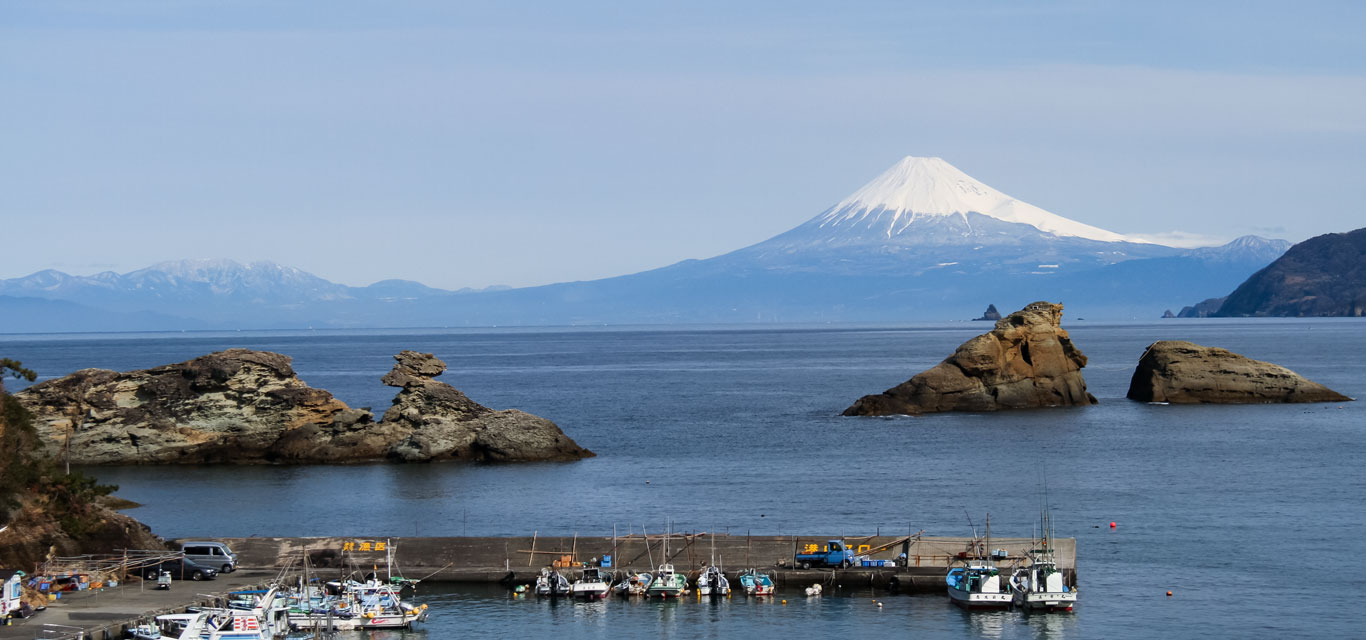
left=2, top=156, right=1292, bottom=331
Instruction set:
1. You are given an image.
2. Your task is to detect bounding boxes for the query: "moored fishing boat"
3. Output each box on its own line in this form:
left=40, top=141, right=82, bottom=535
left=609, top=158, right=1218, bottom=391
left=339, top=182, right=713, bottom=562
left=645, top=563, right=688, bottom=598
left=571, top=567, right=612, bottom=600
left=946, top=563, right=1013, bottom=609
left=156, top=607, right=271, bottom=640
left=946, top=515, right=1012, bottom=610
left=737, top=569, right=774, bottom=596
left=535, top=568, right=571, bottom=598
left=1010, top=507, right=1078, bottom=612
left=696, top=564, right=730, bottom=597
left=329, top=578, right=429, bottom=629
left=614, top=571, right=653, bottom=597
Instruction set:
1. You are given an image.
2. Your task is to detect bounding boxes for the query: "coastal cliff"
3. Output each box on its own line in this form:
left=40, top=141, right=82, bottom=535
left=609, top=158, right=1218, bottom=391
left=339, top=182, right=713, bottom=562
left=1126, top=341, right=1352, bottom=404
left=843, top=301, right=1098, bottom=416
left=14, top=349, right=592, bottom=465
left=1, top=361, right=166, bottom=570
left=1212, top=227, right=1366, bottom=317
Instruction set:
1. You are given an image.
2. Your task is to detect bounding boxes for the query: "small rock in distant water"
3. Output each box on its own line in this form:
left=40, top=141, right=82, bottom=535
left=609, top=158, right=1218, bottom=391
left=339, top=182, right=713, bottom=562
left=1161, top=310, right=1176, bottom=319
left=1126, top=340, right=1353, bottom=404
left=844, top=301, right=1098, bottom=416
left=971, top=304, right=1002, bottom=322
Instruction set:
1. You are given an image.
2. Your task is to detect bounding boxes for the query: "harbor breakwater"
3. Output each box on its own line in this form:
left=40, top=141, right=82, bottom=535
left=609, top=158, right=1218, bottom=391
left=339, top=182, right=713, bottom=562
left=198, top=534, right=1077, bottom=595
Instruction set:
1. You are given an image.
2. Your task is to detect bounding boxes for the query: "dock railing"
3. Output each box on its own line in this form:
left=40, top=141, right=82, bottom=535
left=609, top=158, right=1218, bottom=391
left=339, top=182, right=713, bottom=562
left=32, top=623, right=86, bottom=639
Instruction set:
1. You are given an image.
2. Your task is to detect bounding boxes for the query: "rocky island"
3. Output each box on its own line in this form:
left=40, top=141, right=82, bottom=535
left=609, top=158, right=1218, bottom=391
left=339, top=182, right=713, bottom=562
left=1126, top=341, right=1352, bottom=404
left=971, top=304, right=1002, bottom=322
left=844, top=301, right=1098, bottom=416
left=14, top=349, right=592, bottom=465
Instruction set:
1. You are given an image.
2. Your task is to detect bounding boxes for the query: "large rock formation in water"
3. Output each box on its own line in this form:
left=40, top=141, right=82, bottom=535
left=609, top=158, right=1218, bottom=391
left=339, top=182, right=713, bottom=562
left=843, top=301, right=1098, bottom=416
left=14, top=349, right=592, bottom=464
left=1126, top=341, right=1352, bottom=404
left=375, top=350, right=593, bottom=462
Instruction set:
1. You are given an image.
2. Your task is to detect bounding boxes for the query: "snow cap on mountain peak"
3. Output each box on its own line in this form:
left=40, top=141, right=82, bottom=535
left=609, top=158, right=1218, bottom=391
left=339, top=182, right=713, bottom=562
left=821, top=156, right=1132, bottom=243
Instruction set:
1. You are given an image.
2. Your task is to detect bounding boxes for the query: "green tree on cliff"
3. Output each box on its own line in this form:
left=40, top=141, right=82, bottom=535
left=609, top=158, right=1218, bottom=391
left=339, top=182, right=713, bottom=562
left=1, top=359, right=114, bottom=533
left=0, top=358, right=39, bottom=523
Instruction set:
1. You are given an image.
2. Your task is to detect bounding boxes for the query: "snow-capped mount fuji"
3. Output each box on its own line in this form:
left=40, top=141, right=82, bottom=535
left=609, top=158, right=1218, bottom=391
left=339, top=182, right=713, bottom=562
left=801, top=156, right=1131, bottom=245
left=728, top=156, right=1179, bottom=277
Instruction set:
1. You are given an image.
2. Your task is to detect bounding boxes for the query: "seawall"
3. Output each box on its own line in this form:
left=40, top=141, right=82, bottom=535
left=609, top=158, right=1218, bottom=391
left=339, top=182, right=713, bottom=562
left=199, top=534, right=1077, bottom=594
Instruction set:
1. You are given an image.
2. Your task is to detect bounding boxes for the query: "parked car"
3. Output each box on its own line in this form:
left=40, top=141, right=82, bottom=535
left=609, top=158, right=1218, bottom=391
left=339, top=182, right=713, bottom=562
left=142, top=557, right=218, bottom=581
left=180, top=541, right=239, bottom=574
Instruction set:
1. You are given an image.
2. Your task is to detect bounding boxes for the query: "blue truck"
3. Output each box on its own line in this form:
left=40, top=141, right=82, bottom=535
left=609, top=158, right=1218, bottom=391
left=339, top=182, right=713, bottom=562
left=794, top=540, right=857, bottom=569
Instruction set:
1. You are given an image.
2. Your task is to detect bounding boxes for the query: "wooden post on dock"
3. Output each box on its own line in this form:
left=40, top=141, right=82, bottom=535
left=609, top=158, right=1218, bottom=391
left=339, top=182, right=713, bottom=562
left=528, top=531, right=537, bottom=567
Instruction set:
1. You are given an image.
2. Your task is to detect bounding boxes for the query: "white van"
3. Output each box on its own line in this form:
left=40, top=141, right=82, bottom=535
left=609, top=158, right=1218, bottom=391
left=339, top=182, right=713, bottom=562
left=180, top=541, right=239, bottom=573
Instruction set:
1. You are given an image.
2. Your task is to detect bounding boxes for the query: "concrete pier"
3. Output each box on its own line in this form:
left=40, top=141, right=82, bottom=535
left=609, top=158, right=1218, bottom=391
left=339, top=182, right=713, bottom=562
left=212, top=533, right=1076, bottom=594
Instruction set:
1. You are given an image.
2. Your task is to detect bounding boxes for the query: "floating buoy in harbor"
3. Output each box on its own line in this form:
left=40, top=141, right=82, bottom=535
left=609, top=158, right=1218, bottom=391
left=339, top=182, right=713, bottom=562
left=1109, top=522, right=1117, bottom=528
left=877, top=602, right=883, bottom=608
left=1167, top=591, right=1173, bottom=597
left=781, top=600, right=787, bottom=605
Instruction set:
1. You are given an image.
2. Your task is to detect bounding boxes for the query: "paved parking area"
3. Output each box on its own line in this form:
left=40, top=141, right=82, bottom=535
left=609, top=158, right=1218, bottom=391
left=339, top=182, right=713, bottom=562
left=0, top=570, right=274, bottom=639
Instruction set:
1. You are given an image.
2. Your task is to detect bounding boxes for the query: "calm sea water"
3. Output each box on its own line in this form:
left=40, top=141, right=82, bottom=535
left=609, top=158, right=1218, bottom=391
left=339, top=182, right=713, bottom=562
left=3, top=319, right=1363, bottom=637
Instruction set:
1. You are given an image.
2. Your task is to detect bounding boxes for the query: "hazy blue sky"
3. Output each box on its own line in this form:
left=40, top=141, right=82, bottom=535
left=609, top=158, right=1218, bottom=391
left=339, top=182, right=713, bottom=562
left=3, top=1, right=1364, bottom=288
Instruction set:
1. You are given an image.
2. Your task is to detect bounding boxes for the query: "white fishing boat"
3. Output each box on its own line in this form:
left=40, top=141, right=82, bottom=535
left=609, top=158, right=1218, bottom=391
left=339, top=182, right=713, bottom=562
left=1010, top=507, right=1078, bottom=612
left=946, top=515, right=1013, bottom=610
left=534, top=568, right=571, bottom=598
left=571, top=567, right=612, bottom=600
left=613, top=572, right=652, bottom=597
left=157, top=608, right=271, bottom=640
left=946, top=563, right=1013, bottom=609
left=696, top=564, right=730, bottom=597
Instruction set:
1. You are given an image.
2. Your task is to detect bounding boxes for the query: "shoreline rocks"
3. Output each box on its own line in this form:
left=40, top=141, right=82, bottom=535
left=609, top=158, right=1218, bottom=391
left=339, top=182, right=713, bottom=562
left=844, top=301, right=1098, bottom=416
left=14, top=348, right=593, bottom=465
left=1126, top=341, right=1353, bottom=404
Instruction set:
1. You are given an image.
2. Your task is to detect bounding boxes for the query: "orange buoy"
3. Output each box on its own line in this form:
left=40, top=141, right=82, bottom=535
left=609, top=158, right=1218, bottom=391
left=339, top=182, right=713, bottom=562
left=1167, top=591, right=1173, bottom=597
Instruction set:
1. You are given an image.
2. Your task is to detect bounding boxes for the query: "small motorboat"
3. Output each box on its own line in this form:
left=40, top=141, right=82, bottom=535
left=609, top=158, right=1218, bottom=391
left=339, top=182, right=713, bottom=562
left=534, top=568, right=571, bottom=598
left=613, top=572, right=652, bottom=597
left=696, top=565, right=730, bottom=597
left=571, top=567, right=612, bottom=600
left=645, top=564, right=688, bottom=598
left=737, top=570, right=774, bottom=596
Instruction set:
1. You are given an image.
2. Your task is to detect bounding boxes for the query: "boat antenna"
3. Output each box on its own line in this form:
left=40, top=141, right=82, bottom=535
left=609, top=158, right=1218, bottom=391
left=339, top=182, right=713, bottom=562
left=963, top=509, right=980, bottom=560
left=643, top=524, right=655, bottom=570
left=984, top=512, right=992, bottom=566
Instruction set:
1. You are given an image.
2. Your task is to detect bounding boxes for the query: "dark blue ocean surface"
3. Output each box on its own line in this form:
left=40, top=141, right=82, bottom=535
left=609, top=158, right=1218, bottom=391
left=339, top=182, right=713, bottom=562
left=3, top=319, right=1363, bottom=637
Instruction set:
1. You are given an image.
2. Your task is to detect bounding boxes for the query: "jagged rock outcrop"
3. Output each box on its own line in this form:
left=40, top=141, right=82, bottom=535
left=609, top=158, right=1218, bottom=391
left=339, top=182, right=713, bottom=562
left=376, top=351, right=593, bottom=462
left=14, top=349, right=592, bottom=464
left=1161, top=309, right=1176, bottom=319
left=844, top=301, right=1098, bottom=416
left=1126, top=340, right=1353, bottom=404
left=972, top=304, right=1002, bottom=322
